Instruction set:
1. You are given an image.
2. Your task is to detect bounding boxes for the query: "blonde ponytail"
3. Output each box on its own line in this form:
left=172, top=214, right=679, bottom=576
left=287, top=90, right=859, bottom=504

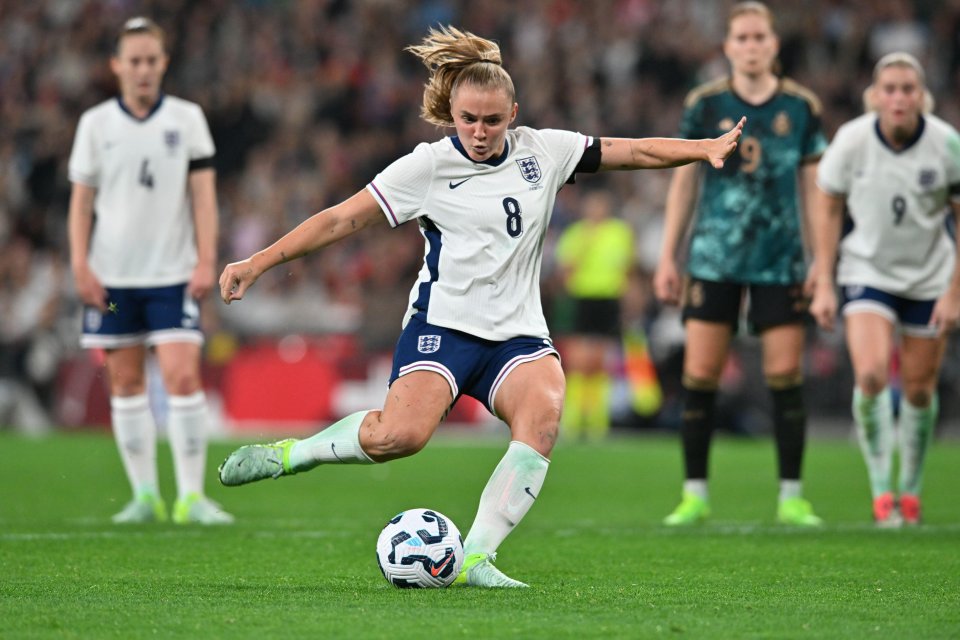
left=406, top=26, right=515, bottom=127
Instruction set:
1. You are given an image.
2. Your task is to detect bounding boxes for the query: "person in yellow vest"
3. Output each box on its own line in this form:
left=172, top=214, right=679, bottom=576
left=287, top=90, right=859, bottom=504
left=556, top=190, right=634, bottom=440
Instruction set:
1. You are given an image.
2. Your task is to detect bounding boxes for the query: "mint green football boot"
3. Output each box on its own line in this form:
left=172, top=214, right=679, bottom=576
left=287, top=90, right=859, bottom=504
left=112, top=492, right=167, bottom=524
left=218, top=439, right=298, bottom=486
left=173, top=493, right=235, bottom=525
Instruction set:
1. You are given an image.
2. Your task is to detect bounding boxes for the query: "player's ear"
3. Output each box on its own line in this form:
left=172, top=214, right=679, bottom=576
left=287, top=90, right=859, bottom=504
left=509, top=102, right=518, bottom=124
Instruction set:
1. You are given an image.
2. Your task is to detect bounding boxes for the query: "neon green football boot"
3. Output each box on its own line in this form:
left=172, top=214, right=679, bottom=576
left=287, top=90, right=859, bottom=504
left=777, top=497, right=823, bottom=527
left=454, top=552, right=528, bottom=588
left=663, top=491, right=710, bottom=526
left=218, top=438, right=298, bottom=486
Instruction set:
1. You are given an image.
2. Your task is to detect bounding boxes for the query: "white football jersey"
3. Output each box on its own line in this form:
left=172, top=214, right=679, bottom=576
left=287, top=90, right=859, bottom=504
left=69, top=95, right=215, bottom=287
left=817, top=113, right=960, bottom=299
left=368, top=127, right=592, bottom=341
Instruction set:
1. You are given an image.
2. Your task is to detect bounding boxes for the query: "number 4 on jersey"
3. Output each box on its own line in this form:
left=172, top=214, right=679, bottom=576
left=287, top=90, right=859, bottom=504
left=139, top=158, right=155, bottom=189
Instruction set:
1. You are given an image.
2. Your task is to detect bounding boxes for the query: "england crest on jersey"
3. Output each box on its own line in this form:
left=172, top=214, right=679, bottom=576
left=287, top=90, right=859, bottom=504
left=164, top=130, right=180, bottom=151
left=417, top=335, right=441, bottom=353
left=516, top=156, right=542, bottom=183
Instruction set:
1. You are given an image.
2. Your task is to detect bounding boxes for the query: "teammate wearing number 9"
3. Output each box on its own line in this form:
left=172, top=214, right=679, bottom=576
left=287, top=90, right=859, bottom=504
left=654, top=2, right=827, bottom=527
left=809, top=53, right=960, bottom=527
left=217, top=26, right=743, bottom=587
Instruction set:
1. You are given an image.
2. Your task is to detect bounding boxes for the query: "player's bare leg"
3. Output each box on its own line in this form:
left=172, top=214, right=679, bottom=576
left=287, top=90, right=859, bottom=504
left=219, top=371, right=451, bottom=485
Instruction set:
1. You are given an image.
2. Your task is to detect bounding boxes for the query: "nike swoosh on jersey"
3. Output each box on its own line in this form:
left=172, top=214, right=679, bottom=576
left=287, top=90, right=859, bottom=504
left=448, top=177, right=472, bottom=189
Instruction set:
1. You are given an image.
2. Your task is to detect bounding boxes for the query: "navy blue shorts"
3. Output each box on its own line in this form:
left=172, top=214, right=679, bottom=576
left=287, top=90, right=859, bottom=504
left=81, top=283, right=203, bottom=349
left=389, top=314, right=559, bottom=416
left=841, top=285, right=937, bottom=338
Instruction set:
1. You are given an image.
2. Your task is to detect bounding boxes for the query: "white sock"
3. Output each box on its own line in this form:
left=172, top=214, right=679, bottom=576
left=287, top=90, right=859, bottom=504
left=462, top=441, right=549, bottom=556
left=288, top=411, right=374, bottom=471
left=852, top=387, right=894, bottom=498
left=898, top=394, right=937, bottom=496
left=683, top=479, right=708, bottom=501
left=110, top=394, right=158, bottom=499
left=778, top=479, right=802, bottom=503
left=167, top=392, right=208, bottom=500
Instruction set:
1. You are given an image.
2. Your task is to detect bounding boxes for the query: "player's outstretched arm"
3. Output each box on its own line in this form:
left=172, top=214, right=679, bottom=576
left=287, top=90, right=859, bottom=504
left=219, top=189, right=385, bottom=304
left=599, top=117, right=745, bottom=171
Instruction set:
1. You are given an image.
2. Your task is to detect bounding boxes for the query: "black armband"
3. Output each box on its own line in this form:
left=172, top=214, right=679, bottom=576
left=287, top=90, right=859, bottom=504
left=189, top=156, right=216, bottom=171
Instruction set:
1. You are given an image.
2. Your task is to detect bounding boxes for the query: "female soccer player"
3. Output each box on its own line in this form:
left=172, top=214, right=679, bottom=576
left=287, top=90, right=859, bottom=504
left=654, top=1, right=827, bottom=527
left=68, top=17, right=232, bottom=525
left=809, top=52, right=960, bottom=527
left=218, top=25, right=743, bottom=587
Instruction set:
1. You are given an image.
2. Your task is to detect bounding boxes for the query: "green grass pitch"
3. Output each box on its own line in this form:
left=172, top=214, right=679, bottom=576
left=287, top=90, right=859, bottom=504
left=2, top=430, right=959, bottom=639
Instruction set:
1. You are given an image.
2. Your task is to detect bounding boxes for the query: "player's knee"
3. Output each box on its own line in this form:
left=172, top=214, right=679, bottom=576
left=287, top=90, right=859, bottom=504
left=109, top=373, right=146, bottom=396
left=903, top=387, right=933, bottom=408
left=517, top=400, right=561, bottom=457
left=855, top=370, right=887, bottom=396
left=163, top=371, right=202, bottom=396
left=364, top=422, right=433, bottom=460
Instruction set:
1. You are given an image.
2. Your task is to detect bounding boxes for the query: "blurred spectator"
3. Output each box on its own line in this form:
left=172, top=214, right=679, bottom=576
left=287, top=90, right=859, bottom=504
left=0, top=232, right=66, bottom=434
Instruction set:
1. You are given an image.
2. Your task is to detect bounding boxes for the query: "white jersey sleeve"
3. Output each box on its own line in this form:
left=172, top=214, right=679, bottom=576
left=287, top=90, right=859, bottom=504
left=947, top=129, right=960, bottom=203
left=535, top=128, right=590, bottom=184
left=187, top=104, right=216, bottom=160
left=68, top=112, right=100, bottom=187
left=816, top=122, right=855, bottom=196
left=366, top=143, right=435, bottom=227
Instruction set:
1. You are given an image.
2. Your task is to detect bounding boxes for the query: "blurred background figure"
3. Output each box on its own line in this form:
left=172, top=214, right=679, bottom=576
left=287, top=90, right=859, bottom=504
left=556, top=190, right=634, bottom=441
left=810, top=52, right=960, bottom=527
left=67, top=17, right=232, bottom=526
left=0, top=231, right=65, bottom=435
left=654, top=2, right=827, bottom=527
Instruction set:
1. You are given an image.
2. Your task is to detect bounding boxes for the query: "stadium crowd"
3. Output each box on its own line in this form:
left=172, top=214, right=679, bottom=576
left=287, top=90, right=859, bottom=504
left=2, top=0, right=960, bottom=430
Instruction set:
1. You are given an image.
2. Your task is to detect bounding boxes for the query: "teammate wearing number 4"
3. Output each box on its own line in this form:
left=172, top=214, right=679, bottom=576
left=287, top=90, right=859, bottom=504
left=655, top=2, right=827, bottom=527
left=68, top=18, right=232, bottom=525
left=809, top=53, right=960, bottom=527
left=217, top=26, right=744, bottom=587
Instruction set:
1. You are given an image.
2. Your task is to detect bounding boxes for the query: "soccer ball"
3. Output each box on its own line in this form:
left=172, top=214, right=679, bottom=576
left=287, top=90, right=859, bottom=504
left=375, top=508, right=464, bottom=588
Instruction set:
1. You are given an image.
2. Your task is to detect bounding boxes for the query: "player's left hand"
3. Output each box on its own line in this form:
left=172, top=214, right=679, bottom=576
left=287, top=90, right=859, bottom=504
left=706, top=116, right=746, bottom=169
left=930, top=288, right=960, bottom=337
left=187, top=263, right=217, bottom=299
